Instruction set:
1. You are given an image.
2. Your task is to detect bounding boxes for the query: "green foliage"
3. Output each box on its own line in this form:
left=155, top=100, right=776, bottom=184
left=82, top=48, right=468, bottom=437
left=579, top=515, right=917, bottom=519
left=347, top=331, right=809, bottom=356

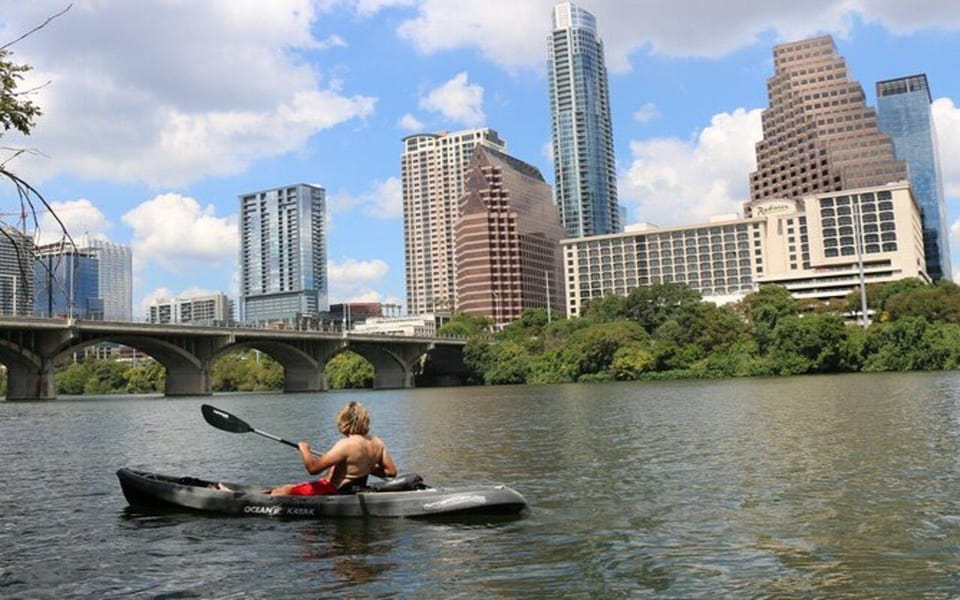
left=766, top=313, right=849, bottom=375
left=689, top=341, right=772, bottom=378
left=527, top=348, right=577, bottom=384
left=0, top=49, right=42, bottom=136
left=566, top=320, right=648, bottom=380
left=884, top=281, right=960, bottom=324
left=739, top=285, right=798, bottom=354
left=56, top=358, right=166, bottom=395
left=211, top=350, right=283, bottom=392
left=325, top=351, right=374, bottom=389
left=861, top=317, right=960, bottom=371
left=124, top=361, right=166, bottom=393
left=438, top=313, right=492, bottom=337
left=611, top=344, right=656, bottom=380
left=483, top=341, right=532, bottom=385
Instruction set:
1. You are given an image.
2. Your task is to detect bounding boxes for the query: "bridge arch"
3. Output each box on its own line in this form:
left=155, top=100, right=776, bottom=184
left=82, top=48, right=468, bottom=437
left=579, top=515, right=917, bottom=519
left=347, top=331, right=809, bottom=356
left=0, top=319, right=468, bottom=399
left=211, top=340, right=326, bottom=393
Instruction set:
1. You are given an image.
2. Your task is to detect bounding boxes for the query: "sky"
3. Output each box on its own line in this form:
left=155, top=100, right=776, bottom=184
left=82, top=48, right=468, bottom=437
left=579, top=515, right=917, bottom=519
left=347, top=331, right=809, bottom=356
left=2, top=0, right=960, bottom=319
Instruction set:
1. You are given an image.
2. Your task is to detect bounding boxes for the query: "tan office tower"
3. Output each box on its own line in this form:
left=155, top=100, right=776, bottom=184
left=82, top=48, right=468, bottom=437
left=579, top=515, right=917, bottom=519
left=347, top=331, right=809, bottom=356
left=455, top=146, right=565, bottom=326
left=749, top=35, right=907, bottom=207
left=402, top=129, right=506, bottom=315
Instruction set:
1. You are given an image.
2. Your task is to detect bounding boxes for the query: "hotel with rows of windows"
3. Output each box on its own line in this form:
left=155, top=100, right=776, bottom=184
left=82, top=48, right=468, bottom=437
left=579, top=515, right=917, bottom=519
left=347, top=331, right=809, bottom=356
left=562, top=181, right=927, bottom=317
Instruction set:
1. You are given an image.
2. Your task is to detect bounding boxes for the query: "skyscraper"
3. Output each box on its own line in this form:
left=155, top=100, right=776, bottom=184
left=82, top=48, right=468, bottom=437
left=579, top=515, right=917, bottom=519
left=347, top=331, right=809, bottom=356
left=455, top=146, right=565, bottom=326
left=34, top=242, right=103, bottom=319
left=0, top=225, right=33, bottom=316
left=547, top=2, right=620, bottom=238
left=239, top=184, right=327, bottom=324
left=749, top=35, right=907, bottom=205
left=401, top=128, right=506, bottom=315
left=86, top=238, right=132, bottom=321
left=876, top=74, right=951, bottom=281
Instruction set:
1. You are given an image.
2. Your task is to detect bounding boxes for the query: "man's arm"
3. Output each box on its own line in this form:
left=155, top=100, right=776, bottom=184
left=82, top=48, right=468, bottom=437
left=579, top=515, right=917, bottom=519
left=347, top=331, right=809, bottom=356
left=371, top=442, right=398, bottom=478
left=298, top=440, right=345, bottom=475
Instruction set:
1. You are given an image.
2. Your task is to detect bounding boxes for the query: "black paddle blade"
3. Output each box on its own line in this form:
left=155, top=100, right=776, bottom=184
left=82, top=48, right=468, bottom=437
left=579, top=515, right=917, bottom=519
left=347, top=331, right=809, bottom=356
left=201, top=404, right=252, bottom=434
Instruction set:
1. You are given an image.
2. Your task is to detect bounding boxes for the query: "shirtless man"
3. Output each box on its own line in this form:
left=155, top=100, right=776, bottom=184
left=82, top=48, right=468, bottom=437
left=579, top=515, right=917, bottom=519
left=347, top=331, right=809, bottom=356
left=267, top=401, right=397, bottom=496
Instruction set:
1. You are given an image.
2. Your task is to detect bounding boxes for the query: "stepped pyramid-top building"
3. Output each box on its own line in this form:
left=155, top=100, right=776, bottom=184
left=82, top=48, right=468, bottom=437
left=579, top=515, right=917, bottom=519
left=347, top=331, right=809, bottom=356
left=748, top=35, right=908, bottom=208
left=455, top=145, right=565, bottom=326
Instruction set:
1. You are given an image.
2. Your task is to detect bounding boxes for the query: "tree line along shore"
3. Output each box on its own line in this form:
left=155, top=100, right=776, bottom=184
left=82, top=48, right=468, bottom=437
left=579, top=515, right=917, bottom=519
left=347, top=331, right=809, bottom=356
left=3, top=279, right=958, bottom=395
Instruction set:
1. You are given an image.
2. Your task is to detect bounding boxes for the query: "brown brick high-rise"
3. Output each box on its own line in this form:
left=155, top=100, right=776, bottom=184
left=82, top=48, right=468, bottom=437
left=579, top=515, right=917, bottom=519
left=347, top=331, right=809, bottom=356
left=455, top=146, right=565, bottom=326
left=749, top=35, right=907, bottom=208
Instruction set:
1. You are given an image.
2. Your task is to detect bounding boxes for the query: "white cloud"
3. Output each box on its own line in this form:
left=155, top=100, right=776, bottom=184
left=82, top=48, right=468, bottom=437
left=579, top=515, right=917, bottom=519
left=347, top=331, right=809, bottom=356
left=633, top=103, right=661, bottom=123
left=398, top=113, right=425, bottom=131
left=317, top=34, right=348, bottom=49
left=542, top=140, right=553, bottom=163
left=933, top=97, right=960, bottom=198
left=328, top=258, right=391, bottom=303
left=3, top=1, right=375, bottom=187
left=619, top=108, right=763, bottom=226
left=121, top=193, right=238, bottom=273
left=418, top=72, right=485, bottom=127
left=33, top=199, right=112, bottom=245
left=328, top=177, right=402, bottom=219
left=395, top=1, right=960, bottom=72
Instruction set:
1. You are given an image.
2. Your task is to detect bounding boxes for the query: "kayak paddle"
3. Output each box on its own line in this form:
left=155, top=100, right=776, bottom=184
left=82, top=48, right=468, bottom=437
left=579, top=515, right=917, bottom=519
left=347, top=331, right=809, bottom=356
left=201, top=404, right=322, bottom=456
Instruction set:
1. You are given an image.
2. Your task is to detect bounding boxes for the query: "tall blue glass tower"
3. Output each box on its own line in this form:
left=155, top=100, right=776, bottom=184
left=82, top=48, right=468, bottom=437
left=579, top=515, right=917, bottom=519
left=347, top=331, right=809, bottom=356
left=34, top=244, right=103, bottom=319
left=547, top=2, right=620, bottom=238
left=239, top=183, right=327, bottom=324
left=876, top=74, right=951, bottom=281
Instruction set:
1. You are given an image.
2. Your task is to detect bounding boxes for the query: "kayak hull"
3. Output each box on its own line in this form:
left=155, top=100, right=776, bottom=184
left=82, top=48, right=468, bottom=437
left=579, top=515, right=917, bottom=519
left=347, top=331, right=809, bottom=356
left=117, top=468, right=527, bottom=518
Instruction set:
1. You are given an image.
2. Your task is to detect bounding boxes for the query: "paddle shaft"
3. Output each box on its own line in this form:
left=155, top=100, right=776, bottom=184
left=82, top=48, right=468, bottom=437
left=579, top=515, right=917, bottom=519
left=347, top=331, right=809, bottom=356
left=250, top=427, right=323, bottom=456
left=201, top=404, right=322, bottom=456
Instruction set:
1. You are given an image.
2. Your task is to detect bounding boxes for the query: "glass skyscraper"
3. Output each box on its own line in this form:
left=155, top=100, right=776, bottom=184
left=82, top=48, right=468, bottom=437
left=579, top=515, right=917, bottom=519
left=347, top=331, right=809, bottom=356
left=0, top=225, right=33, bottom=316
left=876, top=74, right=951, bottom=281
left=34, top=243, right=103, bottom=319
left=239, top=184, right=327, bottom=324
left=86, top=238, right=132, bottom=321
left=547, top=2, right=620, bottom=238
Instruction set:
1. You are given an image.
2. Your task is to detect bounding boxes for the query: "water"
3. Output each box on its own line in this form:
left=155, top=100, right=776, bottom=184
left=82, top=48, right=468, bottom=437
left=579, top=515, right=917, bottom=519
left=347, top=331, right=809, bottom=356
left=3, top=373, right=960, bottom=597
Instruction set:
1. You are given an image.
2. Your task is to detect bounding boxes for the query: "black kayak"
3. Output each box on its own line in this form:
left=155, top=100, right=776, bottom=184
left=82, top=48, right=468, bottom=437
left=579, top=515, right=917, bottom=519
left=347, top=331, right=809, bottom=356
left=117, top=468, right=528, bottom=518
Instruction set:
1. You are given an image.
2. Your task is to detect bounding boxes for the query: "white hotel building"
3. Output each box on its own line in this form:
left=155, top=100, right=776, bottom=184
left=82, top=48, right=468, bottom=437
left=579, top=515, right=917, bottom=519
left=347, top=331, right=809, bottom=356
left=562, top=182, right=928, bottom=317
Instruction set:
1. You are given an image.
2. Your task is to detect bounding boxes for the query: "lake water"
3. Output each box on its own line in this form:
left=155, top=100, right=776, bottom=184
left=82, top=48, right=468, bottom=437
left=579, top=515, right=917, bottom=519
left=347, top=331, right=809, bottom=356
left=3, top=372, right=960, bottom=597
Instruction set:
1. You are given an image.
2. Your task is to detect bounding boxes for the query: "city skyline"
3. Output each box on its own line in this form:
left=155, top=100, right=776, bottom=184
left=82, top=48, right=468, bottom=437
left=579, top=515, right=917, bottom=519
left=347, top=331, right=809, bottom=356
left=2, top=1, right=959, bottom=316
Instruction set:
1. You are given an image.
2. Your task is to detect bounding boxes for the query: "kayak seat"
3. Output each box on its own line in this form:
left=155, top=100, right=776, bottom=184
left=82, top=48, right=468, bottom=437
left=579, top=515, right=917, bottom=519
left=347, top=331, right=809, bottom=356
left=369, top=473, right=425, bottom=493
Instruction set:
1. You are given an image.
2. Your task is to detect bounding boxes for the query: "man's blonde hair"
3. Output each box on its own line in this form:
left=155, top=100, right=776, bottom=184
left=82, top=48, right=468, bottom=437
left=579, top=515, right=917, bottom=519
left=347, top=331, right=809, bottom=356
left=337, top=401, right=370, bottom=435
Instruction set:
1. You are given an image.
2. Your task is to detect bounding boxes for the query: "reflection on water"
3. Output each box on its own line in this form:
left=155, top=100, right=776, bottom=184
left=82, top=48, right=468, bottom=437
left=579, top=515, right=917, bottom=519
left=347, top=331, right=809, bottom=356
left=3, top=372, right=960, bottom=596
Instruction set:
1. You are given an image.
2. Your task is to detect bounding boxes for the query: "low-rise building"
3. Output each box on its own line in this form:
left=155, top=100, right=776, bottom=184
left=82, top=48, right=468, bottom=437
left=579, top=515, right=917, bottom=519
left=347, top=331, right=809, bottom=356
left=148, top=293, right=234, bottom=325
left=350, top=315, right=439, bottom=337
left=562, top=181, right=927, bottom=317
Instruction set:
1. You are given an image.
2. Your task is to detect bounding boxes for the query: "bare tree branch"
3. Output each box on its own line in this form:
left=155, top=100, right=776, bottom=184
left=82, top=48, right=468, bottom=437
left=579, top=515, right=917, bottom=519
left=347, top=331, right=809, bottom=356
left=1, top=4, right=73, bottom=52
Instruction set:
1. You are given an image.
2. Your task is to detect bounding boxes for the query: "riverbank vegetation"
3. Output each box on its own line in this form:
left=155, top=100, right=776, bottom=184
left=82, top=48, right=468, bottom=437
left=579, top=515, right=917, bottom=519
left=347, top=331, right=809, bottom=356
left=0, top=349, right=375, bottom=395
left=441, top=280, right=960, bottom=385
left=2, top=280, right=957, bottom=395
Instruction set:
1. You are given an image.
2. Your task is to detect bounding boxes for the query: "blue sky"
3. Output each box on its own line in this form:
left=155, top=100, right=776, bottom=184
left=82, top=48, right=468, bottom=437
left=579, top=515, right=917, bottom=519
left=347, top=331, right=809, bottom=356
left=2, top=1, right=959, bottom=318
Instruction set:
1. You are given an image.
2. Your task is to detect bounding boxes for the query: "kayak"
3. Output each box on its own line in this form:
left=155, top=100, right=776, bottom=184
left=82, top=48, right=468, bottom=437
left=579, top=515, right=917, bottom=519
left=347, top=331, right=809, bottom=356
left=117, top=468, right=528, bottom=518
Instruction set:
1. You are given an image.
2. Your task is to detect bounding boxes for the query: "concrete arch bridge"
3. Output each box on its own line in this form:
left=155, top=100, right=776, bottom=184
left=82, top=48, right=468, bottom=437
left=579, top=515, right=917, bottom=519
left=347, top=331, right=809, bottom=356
left=0, top=318, right=468, bottom=400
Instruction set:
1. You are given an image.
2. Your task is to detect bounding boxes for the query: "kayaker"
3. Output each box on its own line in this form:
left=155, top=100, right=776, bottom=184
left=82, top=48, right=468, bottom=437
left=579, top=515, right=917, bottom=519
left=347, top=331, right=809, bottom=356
left=219, top=401, right=397, bottom=496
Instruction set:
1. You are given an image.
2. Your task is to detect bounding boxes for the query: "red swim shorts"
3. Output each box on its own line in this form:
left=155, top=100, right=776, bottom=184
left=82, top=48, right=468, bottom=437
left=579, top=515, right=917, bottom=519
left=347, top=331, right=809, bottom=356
left=289, top=478, right=337, bottom=496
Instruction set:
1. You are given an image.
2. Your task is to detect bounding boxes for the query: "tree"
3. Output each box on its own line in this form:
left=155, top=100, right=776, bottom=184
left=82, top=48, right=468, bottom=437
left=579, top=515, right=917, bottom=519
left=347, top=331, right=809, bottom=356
left=0, top=49, right=42, bottom=137
left=124, top=360, right=166, bottom=393
left=611, top=344, right=656, bottom=380
left=483, top=341, right=531, bottom=385
left=325, top=351, right=374, bottom=389
left=884, top=281, right=960, bottom=324
left=767, top=313, right=849, bottom=375
left=862, top=317, right=960, bottom=371
left=739, top=285, right=798, bottom=354
left=438, top=313, right=492, bottom=337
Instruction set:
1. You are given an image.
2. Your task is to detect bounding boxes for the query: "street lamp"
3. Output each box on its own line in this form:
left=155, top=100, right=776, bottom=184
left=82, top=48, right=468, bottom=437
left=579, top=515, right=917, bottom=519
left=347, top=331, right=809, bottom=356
left=853, top=195, right=869, bottom=328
